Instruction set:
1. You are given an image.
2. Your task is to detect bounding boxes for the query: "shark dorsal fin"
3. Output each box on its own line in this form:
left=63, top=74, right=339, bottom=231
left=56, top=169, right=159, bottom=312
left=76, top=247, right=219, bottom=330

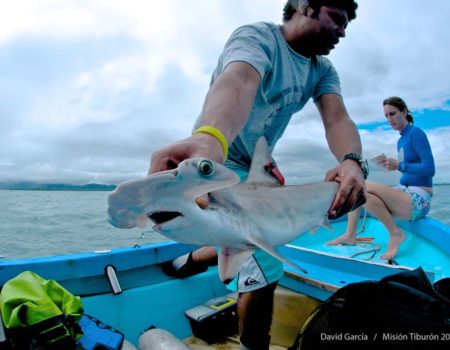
left=247, top=137, right=281, bottom=185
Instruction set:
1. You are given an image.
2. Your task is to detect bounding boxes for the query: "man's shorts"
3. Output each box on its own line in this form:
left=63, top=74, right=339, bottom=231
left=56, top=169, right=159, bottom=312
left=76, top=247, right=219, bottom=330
left=223, top=165, right=284, bottom=293
left=395, top=185, right=432, bottom=221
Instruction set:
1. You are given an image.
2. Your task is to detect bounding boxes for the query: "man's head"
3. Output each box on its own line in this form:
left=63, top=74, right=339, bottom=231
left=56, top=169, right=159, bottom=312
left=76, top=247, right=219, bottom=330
left=282, top=0, right=358, bottom=56
left=283, top=0, right=358, bottom=22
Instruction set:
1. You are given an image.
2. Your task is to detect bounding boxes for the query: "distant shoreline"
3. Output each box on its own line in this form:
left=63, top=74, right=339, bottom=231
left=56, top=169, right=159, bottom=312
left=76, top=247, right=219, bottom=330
left=0, top=183, right=116, bottom=191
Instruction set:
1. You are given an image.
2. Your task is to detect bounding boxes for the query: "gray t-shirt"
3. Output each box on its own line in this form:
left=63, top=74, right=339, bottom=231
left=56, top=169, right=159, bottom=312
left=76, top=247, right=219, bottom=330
left=199, top=22, right=342, bottom=170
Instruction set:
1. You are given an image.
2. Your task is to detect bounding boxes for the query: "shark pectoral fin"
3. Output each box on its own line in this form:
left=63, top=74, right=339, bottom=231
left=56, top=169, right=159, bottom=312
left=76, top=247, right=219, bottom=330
left=321, top=215, right=334, bottom=232
left=309, top=215, right=334, bottom=234
left=248, top=235, right=308, bottom=274
left=218, top=247, right=254, bottom=283
left=309, top=226, right=320, bottom=235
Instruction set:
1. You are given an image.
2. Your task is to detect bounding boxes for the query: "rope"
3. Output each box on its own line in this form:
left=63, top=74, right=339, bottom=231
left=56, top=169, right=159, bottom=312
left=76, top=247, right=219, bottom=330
left=356, top=208, right=368, bottom=234
left=350, top=241, right=381, bottom=260
left=348, top=208, right=382, bottom=260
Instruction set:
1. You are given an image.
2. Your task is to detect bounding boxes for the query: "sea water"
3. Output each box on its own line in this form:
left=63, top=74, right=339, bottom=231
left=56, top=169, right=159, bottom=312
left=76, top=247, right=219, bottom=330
left=0, top=190, right=168, bottom=260
left=0, top=184, right=449, bottom=260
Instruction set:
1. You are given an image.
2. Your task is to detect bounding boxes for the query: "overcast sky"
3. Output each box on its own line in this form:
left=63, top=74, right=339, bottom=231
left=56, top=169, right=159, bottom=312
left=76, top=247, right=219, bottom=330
left=1, top=0, right=449, bottom=186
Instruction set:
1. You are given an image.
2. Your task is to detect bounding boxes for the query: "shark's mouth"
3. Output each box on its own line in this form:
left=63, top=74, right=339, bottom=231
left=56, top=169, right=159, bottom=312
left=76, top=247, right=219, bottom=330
left=148, top=211, right=183, bottom=225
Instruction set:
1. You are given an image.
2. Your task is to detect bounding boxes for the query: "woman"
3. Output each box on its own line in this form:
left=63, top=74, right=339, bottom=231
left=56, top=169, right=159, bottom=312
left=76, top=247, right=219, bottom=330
left=327, top=96, right=435, bottom=260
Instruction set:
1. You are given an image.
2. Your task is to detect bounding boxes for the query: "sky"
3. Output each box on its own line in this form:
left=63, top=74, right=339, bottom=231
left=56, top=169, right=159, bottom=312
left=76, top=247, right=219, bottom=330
left=1, top=0, right=449, bottom=186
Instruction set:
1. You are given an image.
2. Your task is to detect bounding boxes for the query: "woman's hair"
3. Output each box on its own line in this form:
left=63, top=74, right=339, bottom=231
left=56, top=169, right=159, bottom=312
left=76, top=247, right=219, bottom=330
left=383, top=96, right=414, bottom=124
left=283, top=0, right=358, bottom=21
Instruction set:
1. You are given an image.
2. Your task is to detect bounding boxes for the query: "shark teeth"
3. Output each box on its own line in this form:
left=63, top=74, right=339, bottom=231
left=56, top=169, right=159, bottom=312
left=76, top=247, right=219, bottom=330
left=148, top=211, right=183, bottom=225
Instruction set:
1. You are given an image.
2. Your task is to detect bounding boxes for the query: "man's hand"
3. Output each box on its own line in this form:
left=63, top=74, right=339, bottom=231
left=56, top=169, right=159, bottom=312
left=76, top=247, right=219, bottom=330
left=149, top=133, right=224, bottom=174
left=325, top=159, right=366, bottom=219
left=149, top=133, right=223, bottom=209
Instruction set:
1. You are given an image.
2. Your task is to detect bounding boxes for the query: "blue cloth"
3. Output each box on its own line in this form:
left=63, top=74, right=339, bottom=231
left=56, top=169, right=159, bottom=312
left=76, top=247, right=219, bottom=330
left=194, top=22, right=342, bottom=169
left=397, top=124, right=435, bottom=187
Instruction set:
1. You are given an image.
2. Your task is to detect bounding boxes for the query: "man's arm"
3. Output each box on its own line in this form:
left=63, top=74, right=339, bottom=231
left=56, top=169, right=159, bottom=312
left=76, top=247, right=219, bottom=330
left=200, top=61, right=261, bottom=146
left=150, top=61, right=261, bottom=174
left=315, top=93, right=366, bottom=218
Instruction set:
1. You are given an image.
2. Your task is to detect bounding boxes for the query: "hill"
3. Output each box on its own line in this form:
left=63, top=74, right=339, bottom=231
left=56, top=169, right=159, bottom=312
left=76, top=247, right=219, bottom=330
left=0, top=182, right=116, bottom=191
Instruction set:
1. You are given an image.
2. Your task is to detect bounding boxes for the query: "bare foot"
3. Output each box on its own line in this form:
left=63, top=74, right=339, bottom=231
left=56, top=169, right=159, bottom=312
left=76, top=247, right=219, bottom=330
left=380, top=230, right=406, bottom=260
left=326, top=232, right=357, bottom=246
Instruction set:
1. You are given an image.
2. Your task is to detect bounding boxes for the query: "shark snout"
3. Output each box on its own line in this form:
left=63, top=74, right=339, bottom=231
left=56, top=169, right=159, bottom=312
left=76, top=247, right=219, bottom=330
left=107, top=210, right=138, bottom=229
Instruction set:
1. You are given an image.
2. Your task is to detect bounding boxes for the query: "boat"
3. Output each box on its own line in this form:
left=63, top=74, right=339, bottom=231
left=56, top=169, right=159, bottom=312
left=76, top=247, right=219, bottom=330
left=0, top=213, right=449, bottom=349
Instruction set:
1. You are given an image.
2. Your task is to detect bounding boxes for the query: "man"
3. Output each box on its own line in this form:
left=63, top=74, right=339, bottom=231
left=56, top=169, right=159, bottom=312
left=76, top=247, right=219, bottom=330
left=150, top=1, right=365, bottom=349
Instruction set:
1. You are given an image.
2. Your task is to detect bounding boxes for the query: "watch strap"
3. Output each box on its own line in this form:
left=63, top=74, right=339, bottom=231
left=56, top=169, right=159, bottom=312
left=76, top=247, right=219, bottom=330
left=342, top=153, right=369, bottom=179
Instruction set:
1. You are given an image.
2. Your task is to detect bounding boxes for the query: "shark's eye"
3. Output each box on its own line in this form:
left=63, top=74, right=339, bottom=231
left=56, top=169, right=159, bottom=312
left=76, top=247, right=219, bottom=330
left=198, top=160, right=213, bottom=176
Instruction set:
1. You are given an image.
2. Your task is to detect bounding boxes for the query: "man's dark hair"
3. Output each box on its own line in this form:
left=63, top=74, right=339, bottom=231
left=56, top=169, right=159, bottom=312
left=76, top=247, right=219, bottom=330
left=283, top=0, right=358, bottom=21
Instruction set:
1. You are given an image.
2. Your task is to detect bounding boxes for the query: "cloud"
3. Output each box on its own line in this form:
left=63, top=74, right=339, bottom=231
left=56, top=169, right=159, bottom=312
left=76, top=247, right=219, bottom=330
left=0, top=0, right=449, bottom=185
left=332, top=1, right=450, bottom=121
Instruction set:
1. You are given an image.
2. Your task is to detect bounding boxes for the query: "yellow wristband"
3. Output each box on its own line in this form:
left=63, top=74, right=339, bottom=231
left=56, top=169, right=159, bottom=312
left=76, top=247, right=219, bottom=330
left=193, top=125, right=228, bottom=160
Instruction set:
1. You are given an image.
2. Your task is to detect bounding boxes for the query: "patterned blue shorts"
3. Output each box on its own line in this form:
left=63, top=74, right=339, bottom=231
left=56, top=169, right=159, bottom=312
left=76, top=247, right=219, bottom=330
left=395, top=185, right=432, bottom=221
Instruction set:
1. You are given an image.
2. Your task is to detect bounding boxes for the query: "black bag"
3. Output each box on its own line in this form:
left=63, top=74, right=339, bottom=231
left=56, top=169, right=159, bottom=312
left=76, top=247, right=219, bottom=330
left=291, top=268, right=450, bottom=350
left=1, top=314, right=124, bottom=350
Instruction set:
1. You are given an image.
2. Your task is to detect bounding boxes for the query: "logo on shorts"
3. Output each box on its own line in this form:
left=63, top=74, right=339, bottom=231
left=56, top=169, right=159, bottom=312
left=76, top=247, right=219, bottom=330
left=244, top=277, right=260, bottom=286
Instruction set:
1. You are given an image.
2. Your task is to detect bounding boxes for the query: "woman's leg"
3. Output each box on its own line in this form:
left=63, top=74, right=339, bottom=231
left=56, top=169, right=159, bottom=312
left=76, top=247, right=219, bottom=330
left=365, top=181, right=412, bottom=219
left=326, top=207, right=361, bottom=245
left=360, top=181, right=412, bottom=259
left=327, top=181, right=412, bottom=259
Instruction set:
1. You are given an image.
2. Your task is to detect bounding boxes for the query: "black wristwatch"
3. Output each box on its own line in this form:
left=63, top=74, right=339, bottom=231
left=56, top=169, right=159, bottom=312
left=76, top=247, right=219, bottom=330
left=341, top=153, right=369, bottom=179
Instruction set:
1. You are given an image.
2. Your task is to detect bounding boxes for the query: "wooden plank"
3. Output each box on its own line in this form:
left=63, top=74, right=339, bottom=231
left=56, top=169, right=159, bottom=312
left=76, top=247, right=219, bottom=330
left=184, top=336, right=287, bottom=349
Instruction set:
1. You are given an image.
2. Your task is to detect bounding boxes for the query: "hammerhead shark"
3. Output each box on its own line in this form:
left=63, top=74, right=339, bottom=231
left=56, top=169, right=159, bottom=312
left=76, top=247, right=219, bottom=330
left=108, top=137, right=338, bottom=282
